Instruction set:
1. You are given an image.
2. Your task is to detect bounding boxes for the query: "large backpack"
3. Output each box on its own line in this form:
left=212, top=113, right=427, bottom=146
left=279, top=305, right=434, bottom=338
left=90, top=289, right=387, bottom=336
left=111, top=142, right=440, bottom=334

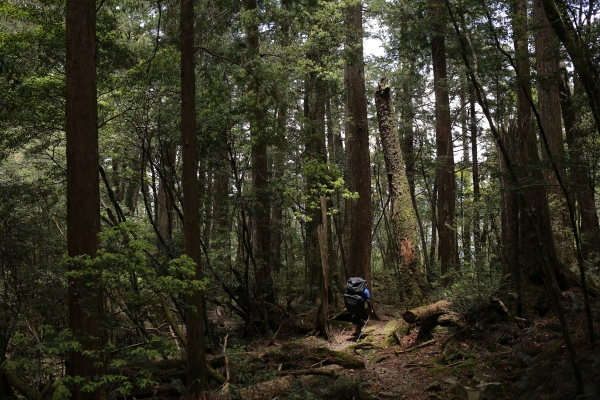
left=344, top=277, right=367, bottom=315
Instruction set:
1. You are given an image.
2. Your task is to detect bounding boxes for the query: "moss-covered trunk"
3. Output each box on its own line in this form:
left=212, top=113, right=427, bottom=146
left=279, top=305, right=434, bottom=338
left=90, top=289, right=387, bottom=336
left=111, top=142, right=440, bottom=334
left=374, top=78, right=428, bottom=308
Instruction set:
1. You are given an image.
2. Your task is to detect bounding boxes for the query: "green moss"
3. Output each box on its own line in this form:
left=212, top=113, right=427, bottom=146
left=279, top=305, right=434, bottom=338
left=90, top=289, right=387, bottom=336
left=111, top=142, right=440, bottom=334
left=363, top=326, right=377, bottom=333
left=303, top=348, right=366, bottom=369
left=381, top=320, right=401, bottom=335
left=382, top=321, right=412, bottom=347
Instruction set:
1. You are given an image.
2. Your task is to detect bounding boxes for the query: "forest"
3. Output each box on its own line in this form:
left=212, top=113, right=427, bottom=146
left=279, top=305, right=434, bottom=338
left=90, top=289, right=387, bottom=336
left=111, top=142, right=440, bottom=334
left=1, top=0, right=600, bottom=398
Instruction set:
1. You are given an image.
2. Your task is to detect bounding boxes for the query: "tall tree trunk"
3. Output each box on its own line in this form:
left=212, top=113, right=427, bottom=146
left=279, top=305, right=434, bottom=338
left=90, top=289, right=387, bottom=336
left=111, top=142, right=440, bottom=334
left=245, top=0, right=274, bottom=321
left=511, top=0, right=572, bottom=316
left=499, top=122, right=522, bottom=316
left=181, top=0, right=207, bottom=395
left=534, top=0, right=573, bottom=264
left=271, top=9, right=291, bottom=276
left=156, top=143, right=176, bottom=243
left=560, top=77, right=600, bottom=260
left=460, top=80, right=471, bottom=264
left=125, top=152, right=144, bottom=216
left=211, top=138, right=232, bottom=267
left=327, top=94, right=347, bottom=288
left=304, top=65, right=327, bottom=301
left=399, top=62, right=430, bottom=274
left=344, top=0, right=372, bottom=284
left=315, top=195, right=332, bottom=339
left=66, top=0, right=103, bottom=397
left=375, top=79, right=429, bottom=307
left=428, top=181, right=438, bottom=279
left=431, top=0, right=459, bottom=284
left=470, top=89, right=481, bottom=259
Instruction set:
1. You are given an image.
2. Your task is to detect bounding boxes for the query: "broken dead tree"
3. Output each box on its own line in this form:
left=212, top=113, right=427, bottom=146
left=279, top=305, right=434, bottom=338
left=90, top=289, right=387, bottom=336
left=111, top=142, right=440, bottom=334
left=400, top=300, right=468, bottom=344
left=437, top=311, right=467, bottom=329
left=402, top=300, right=451, bottom=325
left=490, top=297, right=529, bottom=328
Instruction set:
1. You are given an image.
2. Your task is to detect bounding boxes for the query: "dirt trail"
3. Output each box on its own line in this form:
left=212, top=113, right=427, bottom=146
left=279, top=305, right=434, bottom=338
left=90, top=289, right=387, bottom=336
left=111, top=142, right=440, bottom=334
left=325, top=315, right=445, bottom=399
left=328, top=315, right=482, bottom=399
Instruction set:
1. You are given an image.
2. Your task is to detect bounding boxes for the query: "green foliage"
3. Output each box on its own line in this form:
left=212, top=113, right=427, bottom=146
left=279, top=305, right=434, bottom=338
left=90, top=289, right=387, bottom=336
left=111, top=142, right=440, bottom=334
left=4, top=221, right=209, bottom=396
left=287, top=374, right=375, bottom=400
left=435, top=261, right=505, bottom=314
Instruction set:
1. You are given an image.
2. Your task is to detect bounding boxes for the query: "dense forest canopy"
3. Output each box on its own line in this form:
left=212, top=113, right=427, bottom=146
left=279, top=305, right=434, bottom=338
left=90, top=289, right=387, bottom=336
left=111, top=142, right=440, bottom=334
left=0, top=0, right=599, bottom=397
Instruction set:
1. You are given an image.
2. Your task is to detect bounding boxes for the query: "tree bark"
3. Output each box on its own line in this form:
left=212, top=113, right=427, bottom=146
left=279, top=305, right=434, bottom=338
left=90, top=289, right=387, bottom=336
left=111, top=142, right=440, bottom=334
left=315, top=196, right=332, bottom=339
left=344, top=1, right=372, bottom=284
left=270, top=8, right=291, bottom=275
left=469, top=89, right=481, bottom=259
left=304, top=62, right=327, bottom=301
left=534, top=0, right=573, bottom=264
left=156, top=143, right=176, bottom=243
left=375, top=78, right=429, bottom=308
left=459, top=80, right=471, bottom=264
left=66, top=0, right=103, bottom=397
left=245, top=0, right=275, bottom=323
left=560, top=78, right=600, bottom=260
left=430, top=0, right=459, bottom=284
left=511, top=0, right=570, bottom=300
left=181, top=0, right=208, bottom=394
left=499, top=122, right=522, bottom=316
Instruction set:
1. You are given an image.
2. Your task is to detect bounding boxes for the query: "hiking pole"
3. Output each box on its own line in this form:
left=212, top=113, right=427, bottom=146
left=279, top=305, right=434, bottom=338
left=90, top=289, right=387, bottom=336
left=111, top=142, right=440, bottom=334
left=356, top=316, right=370, bottom=342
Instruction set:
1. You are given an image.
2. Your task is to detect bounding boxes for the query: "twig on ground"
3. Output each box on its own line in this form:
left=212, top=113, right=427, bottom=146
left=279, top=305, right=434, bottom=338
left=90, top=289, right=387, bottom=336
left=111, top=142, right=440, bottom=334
left=446, top=360, right=467, bottom=368
left=397, top=339, right=437, bottom=354
left=404, top=362, right=436, bottom=368
left=296, top=307, right=317, bottom=317
left=277, top=368, right=336, bottom=377
left=268, top=322, right=283, bottom=346
left=309, top=357, right=330, bottom=368
left=224, top=334, right=230, bottom=382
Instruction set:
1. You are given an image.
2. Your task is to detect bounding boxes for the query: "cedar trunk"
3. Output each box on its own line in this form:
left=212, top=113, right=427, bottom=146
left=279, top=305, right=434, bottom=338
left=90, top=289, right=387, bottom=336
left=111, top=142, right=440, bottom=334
left=304, top=65, right=327, bottom=300
left=315, top=196, right=332, bottom=339
left=469, top=90, right=481, bottom=258
left=245, top=0, right=274, bottom=316
left=181, top=0, right=208, bottom=394
left=65, top=0, right=103, bottom=398
left=510, top=0, right=572, bottom=317
left=533, top=0, right=573, bottom=264
left=560, top=79, right=600, bottom=260
left=344, top=1, right=372, bottom=284
left=431, top=0, right=459, bottom=283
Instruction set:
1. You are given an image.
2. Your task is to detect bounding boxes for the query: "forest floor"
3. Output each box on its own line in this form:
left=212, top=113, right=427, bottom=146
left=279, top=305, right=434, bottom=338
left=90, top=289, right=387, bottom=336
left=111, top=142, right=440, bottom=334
left=148, top=289, right=600, bottom=400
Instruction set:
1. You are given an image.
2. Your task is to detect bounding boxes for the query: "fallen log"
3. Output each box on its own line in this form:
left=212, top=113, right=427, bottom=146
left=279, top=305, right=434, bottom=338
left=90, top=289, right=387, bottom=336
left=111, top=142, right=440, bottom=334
left=402, top=300, right=451, bottom=325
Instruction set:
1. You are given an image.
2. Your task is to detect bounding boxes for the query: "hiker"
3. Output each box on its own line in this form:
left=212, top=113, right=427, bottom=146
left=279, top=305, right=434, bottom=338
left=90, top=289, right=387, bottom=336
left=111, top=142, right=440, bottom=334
left=343, top=277, right=373, bottom=336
